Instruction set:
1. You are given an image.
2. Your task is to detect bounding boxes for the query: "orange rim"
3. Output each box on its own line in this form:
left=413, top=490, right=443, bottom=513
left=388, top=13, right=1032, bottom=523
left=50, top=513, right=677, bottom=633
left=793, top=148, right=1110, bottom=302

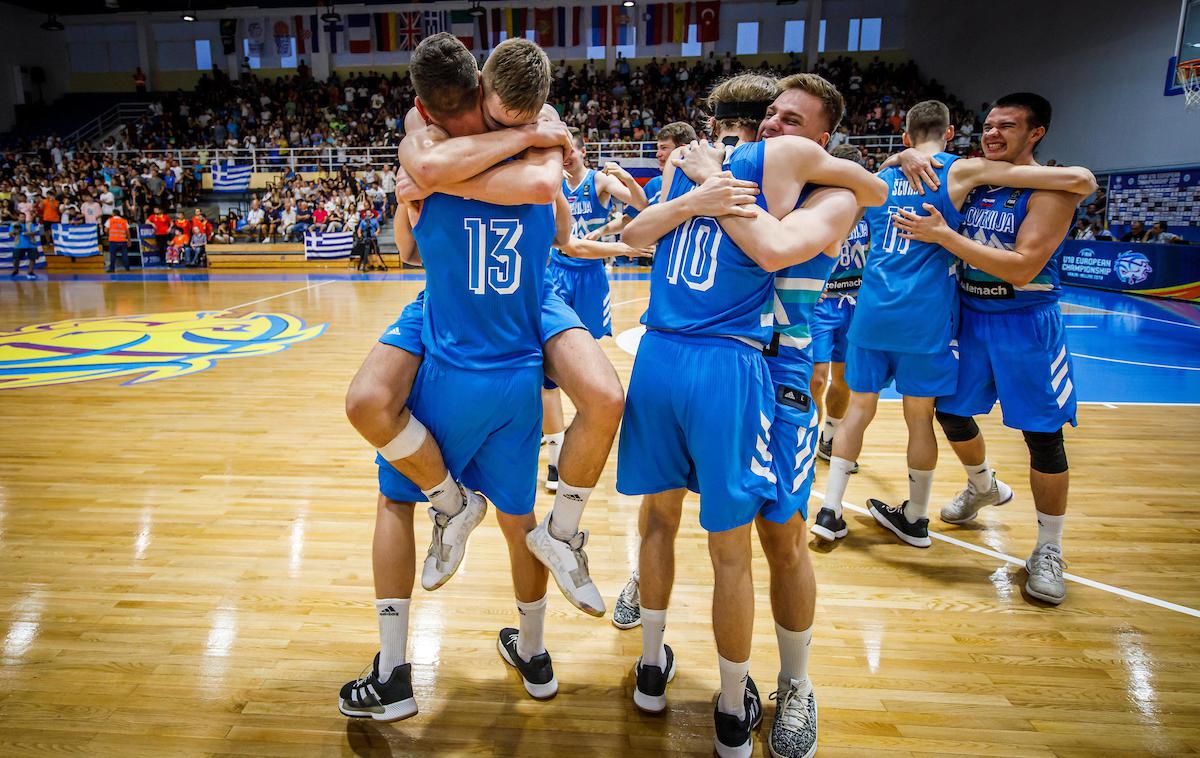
left=1179, top=59, right=1200, bottom=76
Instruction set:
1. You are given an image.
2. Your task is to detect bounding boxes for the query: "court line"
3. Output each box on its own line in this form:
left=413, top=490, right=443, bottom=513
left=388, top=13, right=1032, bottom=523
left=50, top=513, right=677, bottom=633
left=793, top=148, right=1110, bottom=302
left=1065, top=304, right=1200, bottom=331
left=224, top=279, right=338, bottom=312
left=812, top=489, right=1200, bottom=619
left=1071, top=352, right=1200, bottom=372
left=612, top=296, right=649, bottom=308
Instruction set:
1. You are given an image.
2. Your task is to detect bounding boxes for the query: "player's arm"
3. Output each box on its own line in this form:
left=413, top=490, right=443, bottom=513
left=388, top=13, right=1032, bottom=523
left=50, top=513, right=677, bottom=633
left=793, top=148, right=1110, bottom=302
left=763, top=137, right=888, bottom=208
left=434, top=147, right=565, bottom=206
left=951, top=158, right=1098, bottom=197
left=719, top=187, right=860, bottom=272
left=588, top=213, right=631, bottom=239
left=893, top=189, right=1079, bottom=287
left=393, top=201, right=421, bottom=266
left=553, top=190, right=572, bottom=247
left=598, top=163, right=649, bottom=209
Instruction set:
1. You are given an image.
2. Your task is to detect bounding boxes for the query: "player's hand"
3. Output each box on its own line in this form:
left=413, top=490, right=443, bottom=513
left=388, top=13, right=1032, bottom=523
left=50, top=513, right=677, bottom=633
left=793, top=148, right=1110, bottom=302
left=395, top=167, right=431, bottom=203
left=585, top=227, right=607, bottom=240
left=896, top=149, right=943, bottom=195
left=524, top=120, right=573, bottom=151
left=672, top=140, right=725, bottom=184
left=602, top=161, right=633, bottom=182
left=686, top=171, right=759, bottom=218
left=892, top=203, right=950, bottom=244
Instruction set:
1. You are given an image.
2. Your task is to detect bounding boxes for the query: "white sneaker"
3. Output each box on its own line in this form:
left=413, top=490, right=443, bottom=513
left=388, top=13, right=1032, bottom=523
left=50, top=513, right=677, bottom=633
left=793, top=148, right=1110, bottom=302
left=1025, top=543, right=1067, bottom=605
left=525, top=515, right=605, bottom=616
left=420, top=490, right=487, bottom=591
left=940, top=474, right=1014, bottom=524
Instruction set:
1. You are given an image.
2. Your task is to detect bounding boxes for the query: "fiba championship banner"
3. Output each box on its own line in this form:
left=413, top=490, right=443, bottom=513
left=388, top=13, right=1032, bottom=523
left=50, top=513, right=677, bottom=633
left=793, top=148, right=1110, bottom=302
left=1106, top=167, right=1200, bottom=244
left=1060, top=240, right=1200, bottom=302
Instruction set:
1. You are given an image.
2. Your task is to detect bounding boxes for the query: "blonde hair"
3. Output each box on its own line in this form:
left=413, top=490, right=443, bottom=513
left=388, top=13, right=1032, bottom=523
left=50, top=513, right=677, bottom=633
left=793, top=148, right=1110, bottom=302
left=705, top=73, right=780, bottom=134
left=482, top=38, right=552, bottom=117
left=776, top=73, right=845, bottom=133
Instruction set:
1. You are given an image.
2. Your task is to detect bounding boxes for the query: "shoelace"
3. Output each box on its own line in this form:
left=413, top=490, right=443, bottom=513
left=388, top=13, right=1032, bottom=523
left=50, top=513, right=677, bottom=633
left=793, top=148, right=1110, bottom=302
left=429, top=509, right=452, bottom=563
left=567, top=530, right=591, bottom=586
left=1032, top=548, right=1065, bottom=580
left=618, top=576, right=639, bottom=606
left=769, top=686, right=812, bottom=733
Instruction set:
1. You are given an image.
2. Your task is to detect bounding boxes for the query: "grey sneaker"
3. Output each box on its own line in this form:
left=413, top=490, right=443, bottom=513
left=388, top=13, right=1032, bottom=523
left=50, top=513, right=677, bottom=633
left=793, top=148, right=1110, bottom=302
left=612, top=571, right=641, bottom=629
left=768, top=679, right=817, bottom=758
left=1025, top=543, right=1067, bottom=605
left=940, top=474, right=1014, bottom=524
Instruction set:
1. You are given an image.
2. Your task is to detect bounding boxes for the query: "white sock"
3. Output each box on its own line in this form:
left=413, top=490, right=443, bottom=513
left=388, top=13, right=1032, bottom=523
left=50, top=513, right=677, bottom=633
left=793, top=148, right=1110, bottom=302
left=640, top=606, right=667, bottom=668
left=906, top=468, right=934, bottom=522
left=550, top=480, right=591, bottom=539
left=376, top=598, right=410, bottom=682
left=776, top=623, right=813, bottom=694
left=965, top=459, right=993, bottom=492
left=717, top=654, right=750, bottom=718
left=821, top=416, right=841, bottom=444
left=516, top=593, right=548, bottom=662
left=421, top=471, right=464, bottom=517
left=546, top=431, right=564, bottom=468
left=1036, top=511, right=1065, bottom=551
left=823, top=457, right=855, bottom=518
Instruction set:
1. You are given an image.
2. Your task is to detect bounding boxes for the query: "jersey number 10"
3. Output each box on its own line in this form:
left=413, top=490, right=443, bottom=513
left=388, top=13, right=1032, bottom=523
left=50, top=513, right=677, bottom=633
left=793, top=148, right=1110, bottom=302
left=666, top=217, right=724, bottom=292
left=464, top=218, right=523, bottom=295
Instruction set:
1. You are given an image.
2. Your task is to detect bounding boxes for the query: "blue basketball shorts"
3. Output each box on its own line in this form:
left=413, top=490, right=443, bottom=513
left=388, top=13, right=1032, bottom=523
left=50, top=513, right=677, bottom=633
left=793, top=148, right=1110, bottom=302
left=546, top=259, right=612, bottom=339
left=937, top=304, right=1078, bottom=432
left=810, top=295, right=855, bottom=365
left=846, top=340, right=958, bottom=398
left=762, top=383, right=820, bottom=523
left=377, top=357, right=543, bottom=515
left=616, top=330, right=778, bottom=533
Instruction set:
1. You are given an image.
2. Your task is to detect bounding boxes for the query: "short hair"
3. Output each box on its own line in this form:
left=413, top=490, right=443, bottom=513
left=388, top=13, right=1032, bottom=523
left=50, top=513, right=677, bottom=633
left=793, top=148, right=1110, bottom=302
left=994, top=92, right=1052, bottom=145
left=482, top=38, right=552, bottom=117
left=905, top=100, right=950, bottom=143
left=830, top=144, right=865, bottom=166
left=567, top=126, right=585, bottom=150
left=776, top=73, right=845, bottom=133
left=706, top=73, right=780, bottom=134
left=657, top=121, right=698, bottom=147
left=409, top=33, right=479, bottom=120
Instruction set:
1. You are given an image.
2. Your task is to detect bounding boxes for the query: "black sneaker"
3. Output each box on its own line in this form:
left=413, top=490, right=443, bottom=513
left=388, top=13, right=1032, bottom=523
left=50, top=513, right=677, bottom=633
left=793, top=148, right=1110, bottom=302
left=497, top=627, right=558, bottom=699
left=545, top=464, right=559, bottom=492
left=714, top=675, right=764, bottom=758
left=633, top=644, right=676, bottom=713
left=816, top=436, right=832, bottom=461
left=338, top=653, right=418, bottom=722
left=810, top=507, right=847, bottom=542
left=867, top=499, right=931, bottom=548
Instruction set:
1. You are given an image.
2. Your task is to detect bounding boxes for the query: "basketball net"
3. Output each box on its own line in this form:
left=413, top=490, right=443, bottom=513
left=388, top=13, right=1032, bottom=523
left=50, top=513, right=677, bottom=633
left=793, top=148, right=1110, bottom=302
left=1181, top=60, right=1200, bottom=111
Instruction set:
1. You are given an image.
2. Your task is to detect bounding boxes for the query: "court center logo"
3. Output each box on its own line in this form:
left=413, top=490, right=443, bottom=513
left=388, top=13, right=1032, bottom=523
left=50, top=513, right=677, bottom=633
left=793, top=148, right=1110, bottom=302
left=0, top=311, right=325, bottom=390
left=1114, top=251, right=1153, bottom=286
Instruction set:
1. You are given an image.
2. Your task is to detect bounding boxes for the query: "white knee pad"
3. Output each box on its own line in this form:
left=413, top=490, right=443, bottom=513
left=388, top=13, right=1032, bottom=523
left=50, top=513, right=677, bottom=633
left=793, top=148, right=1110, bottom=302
left=377, top=415, right=428, bottom=461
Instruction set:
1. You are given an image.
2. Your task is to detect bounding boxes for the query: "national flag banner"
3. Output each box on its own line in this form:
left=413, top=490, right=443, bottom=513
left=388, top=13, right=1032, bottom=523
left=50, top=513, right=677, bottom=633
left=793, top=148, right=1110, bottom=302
left=670, top=2, right=690, bottom=43
left=611, top=5, right=631, bottom=46
left=490, top=8, right=502, bottom=44
left=478, top=9, right=490, bottom=48
left=645, top=5, right=662, bottom=46
left=535, top=8, right=554, bottom=47
left=514, top=8, right=528, bottom=37
left=211, top=162, right=253, bottom=192
left=696, top=0, right=719, bottom=42
left=571, top=6, right=582, bottom=45
left=304, top=230, right=355, bottom=260
left=0, top=226, right=46, bottom=268
left=347, top=14, right=372, bottom=54
left=294, top=15, right=311, bottom=54
left=309, top=14, right=321, bottom=53
left=503, top=7, right=515, bottom=38
left=591, top=5, right=607, bottom=45
left=423, top=10, right=449, bottom=38
left=50, top=224, right=101, bottom=257
left=397, top=11, right=423, bottom=50
left=555, top=6, right=567, bottom=46
left=450, top=10, right=475, bottom=48
left=323, top=18, right=343, bottom=54
left=374, top=13, right=396, bottom=52
left=245, top=17, right=266, bottom=57
left=272, top=18, right=292, bottom=56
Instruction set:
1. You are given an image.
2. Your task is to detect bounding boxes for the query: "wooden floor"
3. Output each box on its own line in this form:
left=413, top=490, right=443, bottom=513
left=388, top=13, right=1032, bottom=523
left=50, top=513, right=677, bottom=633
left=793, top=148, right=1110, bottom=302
left=2, top=272, right=1199, bottom=757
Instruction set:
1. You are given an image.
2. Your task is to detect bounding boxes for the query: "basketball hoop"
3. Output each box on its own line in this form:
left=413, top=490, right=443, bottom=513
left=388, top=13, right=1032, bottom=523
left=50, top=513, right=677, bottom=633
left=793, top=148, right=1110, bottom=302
left=1180, top=59, right=1200, bottom=111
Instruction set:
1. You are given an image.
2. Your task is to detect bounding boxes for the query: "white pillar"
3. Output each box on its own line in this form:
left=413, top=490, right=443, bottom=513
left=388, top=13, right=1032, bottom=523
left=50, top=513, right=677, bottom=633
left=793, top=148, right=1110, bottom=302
left=805, top=0, right=822, bottom=70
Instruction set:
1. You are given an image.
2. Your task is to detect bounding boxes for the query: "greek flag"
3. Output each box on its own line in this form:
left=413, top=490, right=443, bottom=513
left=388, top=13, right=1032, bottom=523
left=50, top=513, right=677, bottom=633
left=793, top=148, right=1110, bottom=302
left=304, top=229, right=355, bottom=259
left=0, top=225, right=46, bottom=269
left=51, top=223, right=101, bottom=257
left=212, top=162, right=253, bottom=192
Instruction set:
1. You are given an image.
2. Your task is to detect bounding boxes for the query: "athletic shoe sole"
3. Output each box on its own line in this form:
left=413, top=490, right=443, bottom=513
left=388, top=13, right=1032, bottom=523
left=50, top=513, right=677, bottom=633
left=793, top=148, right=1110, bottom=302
left=338, top=696, right=418, bottom=722
left=632, top=655, right=677, bottom=714
left=940, top=485, right=1015, bottom=524
left=810, top=522, right=847, bottom=542
left=868, top=501, right=931, bottom=548
left=1024, top=558, right=1067, bottom=605
left=545, top=480, right=558, bottom=492
left=612, top=615, right=642, bottom=630
left=496, top=637, right=559, bottom=699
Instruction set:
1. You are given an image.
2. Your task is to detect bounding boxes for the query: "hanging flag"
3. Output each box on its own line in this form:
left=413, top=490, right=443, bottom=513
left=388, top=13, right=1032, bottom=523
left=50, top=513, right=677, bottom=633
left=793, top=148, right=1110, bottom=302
left=310, top=14, right=321, bottom=53
left=490, top=8, right=502, bottom=44
left=670, top=3, right=690, bottom=43
left=305, top=230, right=356, bottom=259
left=245, top=18, right=266, bottom=58
left=423, top=10, right=449, bottom=38
left=347, top=14, right=371, bottom=53
left=451, top=10, right=475, bottom=48
left=555, top=6, right=567, bottom=46
left=535, top=8, right=554, bottom=47
left=696, top=0, right=719, bottom=42
left=294, top=15, right=309, bottom=55
left=611, top=5, right=631, bottom=46
left=591, top=5, right=607, bottom=45
left=273, top=18, right=292, bottom=56
left=572, top=6, right=582, bottom=45
left=374, top=13, right=396, bottom=52
left=323, top=18, right=343, bottom=54
left=503, top=7, right=514, bottom=38
left=514, top=8, right=528, bottom=38
left=50, top=224, right=100, bottom=258
left=397, top=11, right=423, bottom=50
left=478, top=8, right=490, bottom=48
left=219, top=19, right=238, bottom=55
left=211, top=162, right=253, bottom=192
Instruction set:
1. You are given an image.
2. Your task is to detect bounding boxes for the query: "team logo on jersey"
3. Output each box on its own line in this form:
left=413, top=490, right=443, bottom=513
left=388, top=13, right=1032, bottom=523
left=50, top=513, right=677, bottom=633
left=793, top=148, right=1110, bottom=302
left=1114, top=251, right=1153, bottom=285
left=0, top=310, right=325, bottom=390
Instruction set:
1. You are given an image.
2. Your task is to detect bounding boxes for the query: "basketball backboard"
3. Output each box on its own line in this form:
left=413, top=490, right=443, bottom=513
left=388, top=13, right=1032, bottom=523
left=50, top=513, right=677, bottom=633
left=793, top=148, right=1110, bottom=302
left=1165, top=0, right=1200, bottom=96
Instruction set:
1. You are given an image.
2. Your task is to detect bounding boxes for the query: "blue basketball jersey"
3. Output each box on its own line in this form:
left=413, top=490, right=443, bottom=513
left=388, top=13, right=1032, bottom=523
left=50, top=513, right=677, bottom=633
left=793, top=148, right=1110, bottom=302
left=957, top=185, right=1064, bottom=312
left=625, top=175, right=662, bottom=220
left=850, top=153, right=963, bottom=354
left=643, top=141, right=775, bottom=346
left=823, top=216, right=869, bottom=298
left=550, top=169, right=610, bottom=271
left=412, top=192, right=554, bottom=370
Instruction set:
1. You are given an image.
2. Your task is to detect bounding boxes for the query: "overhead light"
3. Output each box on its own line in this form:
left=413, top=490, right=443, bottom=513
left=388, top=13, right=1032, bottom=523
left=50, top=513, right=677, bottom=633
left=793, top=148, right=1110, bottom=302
left=623, top=0, right=635, bottom=6
left=40, top=13, right=64, bottom=31
left=321, top=5, right=341, bottom=23
left=468, top=3, right=485, bottom=18
left=181, top=11, right=196, bottom=21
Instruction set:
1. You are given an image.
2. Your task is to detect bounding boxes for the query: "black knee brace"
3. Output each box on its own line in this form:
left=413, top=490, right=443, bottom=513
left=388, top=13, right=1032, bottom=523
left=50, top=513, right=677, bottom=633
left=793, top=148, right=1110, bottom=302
left=936, top=411, right=979, bottom=442
left=1023, top=429, right=1068, bottom=474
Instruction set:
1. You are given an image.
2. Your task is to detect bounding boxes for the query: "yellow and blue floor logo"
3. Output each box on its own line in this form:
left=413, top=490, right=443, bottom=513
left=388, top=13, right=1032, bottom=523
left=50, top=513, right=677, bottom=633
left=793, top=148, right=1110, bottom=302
left=0, top=311, right=325, bottom=390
